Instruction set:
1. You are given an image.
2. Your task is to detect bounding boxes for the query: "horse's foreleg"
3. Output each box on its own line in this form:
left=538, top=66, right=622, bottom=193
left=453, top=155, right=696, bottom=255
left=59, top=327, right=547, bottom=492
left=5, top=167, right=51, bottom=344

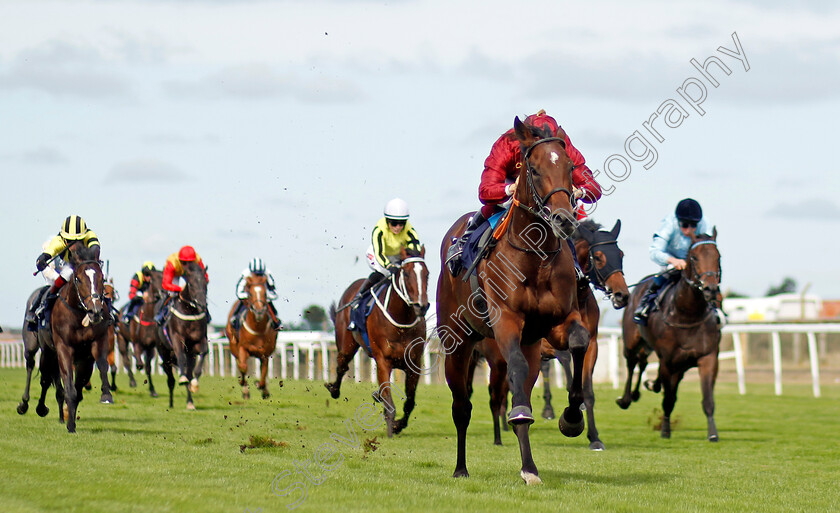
left=95, top=338, right=113, bottom=404
left=393, top=369, right=419, bottom=435
left=120, top=337, right=136, bottom=387
left=258, top=356, right=270, bottom=399
left=36, top=365, right=52, bottom=418
left=617, top=345, right=640, bottom=409
left=511, top=341, right=542, bottom=484
left=559, top=321, right=588, bottom=438
left=56, top=342, right=77, bottom=433
left=698, top=353, right=719, bottom=442
left=145, top=348, right=158, bottom=397
left=582, top=338, right=604, bottom=450
left=372, top=361, right=396, bottom=437
left=161, top=358, right=176, bottom=408
left=171, top=334, right=189, bottom=384
left=659, top=368, right=683, bottom=439
left=236, top=345, right=250, bottom=399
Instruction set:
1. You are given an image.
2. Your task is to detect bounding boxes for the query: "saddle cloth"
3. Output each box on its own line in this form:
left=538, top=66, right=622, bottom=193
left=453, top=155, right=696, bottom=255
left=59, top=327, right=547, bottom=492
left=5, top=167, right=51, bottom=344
left=349, top=281, right=389, bottom=356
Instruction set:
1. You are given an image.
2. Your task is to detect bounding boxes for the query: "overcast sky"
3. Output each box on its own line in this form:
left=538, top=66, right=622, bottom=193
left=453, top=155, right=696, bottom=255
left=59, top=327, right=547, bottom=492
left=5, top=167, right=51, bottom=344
left=1, top=0, right=838, bottom=328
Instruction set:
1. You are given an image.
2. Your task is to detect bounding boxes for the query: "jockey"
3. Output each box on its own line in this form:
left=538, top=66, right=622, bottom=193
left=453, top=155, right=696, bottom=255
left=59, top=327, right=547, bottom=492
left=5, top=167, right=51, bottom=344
left=27, top=215, right=101, bottom=330
left=633, top=198, right=716, bottom=325
left=155, top=245, right=209, bottom=325
left=350, top=198, right=422, bottom=311
left=230, top=257, right=282, bottom=332
left=121, top=261, right=156, bottom=325
left=447, top=110, right=602, bottom=270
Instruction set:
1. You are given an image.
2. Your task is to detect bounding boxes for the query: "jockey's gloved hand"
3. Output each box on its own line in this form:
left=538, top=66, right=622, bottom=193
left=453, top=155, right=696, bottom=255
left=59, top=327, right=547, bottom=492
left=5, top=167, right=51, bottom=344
left=386, top=263, right=399, bottom=274
left=35, top=252, right=50, bottom=272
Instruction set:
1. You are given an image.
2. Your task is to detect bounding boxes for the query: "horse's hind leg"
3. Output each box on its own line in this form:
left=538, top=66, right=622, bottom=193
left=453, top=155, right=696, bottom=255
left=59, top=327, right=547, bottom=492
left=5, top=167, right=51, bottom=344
left=16, top=350, right=37, bottom=415
left=488, top=358, right=508, bottom=445
left=236, top=346, right=250, bottom=399
left=325, top=333, right=358, bottom=400
left=190, top=342, right=208, bottom=393
left=121, top=339, right=136, bottom=388
left=372, top=360, right=397, bottom=437
left=445, top=342, right=476, bottom=478
left=95, top=340, right=114, bottom=404
left=185, top=351, right=197, bottom=410
left=581, top=340, right=604, bottom=450
left=36, top=367, right=52, bottom=417
left=559, top=321, right=588, bottom=438
left=698, top=353, right=720, bottom=442
left=393, top=368, right=419, bottom=435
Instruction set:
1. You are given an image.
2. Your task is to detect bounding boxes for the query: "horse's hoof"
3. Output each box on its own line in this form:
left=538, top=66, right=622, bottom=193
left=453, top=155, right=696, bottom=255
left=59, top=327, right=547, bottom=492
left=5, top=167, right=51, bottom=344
left=589, top=441, right=605, bottom=451
left=541, top=406, right=555, bottom=420
left=36, top=404, right=49, bottom=417
left=111, top=384, right=118, bottom=392
left=242, top=387, right=250, bottom=400
left=507, top=406, right=534, bottom=425
left=129, top=379, right=137, bottom=388
left=186, top=402, right=196, bottom=411
left=261, top=390, right=270, bottom=399
left=643, top=380, right=657, bottom=393
left=150, top=390, right=158, bottom=398
left=708, top=434, right=719, bottom=442
left=100, top=394, right=114, bottom=404
left=661, top=431, right=671, bottom=439
left=559, top=408, right=585, bottom=438
left=16, top=402, right=28, bottom=415
left=520, top=471, right=542, bottom=486
left=190, top=379, right=199, bottom=394
left=324, top=383, right=340, bottom=400
left=452, top=469, right=469, bottom=478
left=631, top=390, right=641, bottom=401
left=615, top=397, right=631, bottom=410
left=178, top=375, right=189, bottom=385
left=84, top=384, right=92, bottom=391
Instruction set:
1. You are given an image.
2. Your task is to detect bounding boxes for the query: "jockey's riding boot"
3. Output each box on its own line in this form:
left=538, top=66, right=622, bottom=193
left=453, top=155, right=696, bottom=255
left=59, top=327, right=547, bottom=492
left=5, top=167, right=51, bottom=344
left=633, top=282, right=662, bottom=326
left=155, top=296, right=171, bottom=326
left=231, top=301, right=244, bottom=331
left=269, top=303, right=282, bottom=331
left=447, top=212, right=486, bottom=263
left=34, top=293, right=59, bottom=329
left=568, top=239, right=589, bottom=290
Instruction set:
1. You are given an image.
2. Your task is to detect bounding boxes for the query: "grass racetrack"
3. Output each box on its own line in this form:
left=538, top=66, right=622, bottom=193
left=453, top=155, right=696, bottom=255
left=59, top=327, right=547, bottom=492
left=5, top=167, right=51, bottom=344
left=1, top=367, right=838, bottom=513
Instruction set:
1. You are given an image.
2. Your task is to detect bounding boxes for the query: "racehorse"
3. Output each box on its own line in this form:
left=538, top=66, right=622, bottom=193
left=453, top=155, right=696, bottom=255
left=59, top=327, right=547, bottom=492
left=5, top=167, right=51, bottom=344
left=49, top=244, right=113, bottom=432
left=618, top=230, right=722, bottom=441
left=438, top=118, right=589, bottom=484
left=117, top=270, right=163, bottom=397
left=154, top=261, right=210, bottom=410
left=100, top=278, right=135, bottom=390
left=468, top=220, right=630, bottom=450
left=17, top=286, right=64, bottom=421
left=226, top=274, right=278, bottom=399
left=326, top=246, right=430, bottom=437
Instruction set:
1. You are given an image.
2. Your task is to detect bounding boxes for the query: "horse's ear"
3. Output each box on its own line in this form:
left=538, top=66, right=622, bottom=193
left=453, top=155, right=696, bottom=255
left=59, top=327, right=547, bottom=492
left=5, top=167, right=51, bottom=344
left=712, top=226, right=717, bottom=241
left=555, top=125, right=567, bottom=141
left=420, top=244, right=425, bottom=258
left=610, top=219, right=621, bottom=239
left=513, top=116, right=537, bottom=147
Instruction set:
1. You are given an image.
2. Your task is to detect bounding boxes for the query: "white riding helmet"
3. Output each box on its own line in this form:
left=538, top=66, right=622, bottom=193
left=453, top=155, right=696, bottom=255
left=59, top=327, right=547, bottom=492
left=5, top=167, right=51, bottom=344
left=384, top=198, right=410, bottom=221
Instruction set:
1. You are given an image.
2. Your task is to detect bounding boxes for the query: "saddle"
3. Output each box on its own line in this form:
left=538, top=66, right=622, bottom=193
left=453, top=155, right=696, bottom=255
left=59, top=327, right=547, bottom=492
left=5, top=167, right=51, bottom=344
left=447, top=210, right=505, bottom=276
left=348, top=281, right=389, bottom=356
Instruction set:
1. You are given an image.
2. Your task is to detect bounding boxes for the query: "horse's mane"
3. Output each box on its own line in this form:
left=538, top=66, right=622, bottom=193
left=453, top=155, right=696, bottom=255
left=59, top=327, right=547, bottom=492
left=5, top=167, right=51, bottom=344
left=404, top=248, right=423, bottom=259
left=574, top=219, right=603, bottom=237
left=70, top=244, right=99, bottom=264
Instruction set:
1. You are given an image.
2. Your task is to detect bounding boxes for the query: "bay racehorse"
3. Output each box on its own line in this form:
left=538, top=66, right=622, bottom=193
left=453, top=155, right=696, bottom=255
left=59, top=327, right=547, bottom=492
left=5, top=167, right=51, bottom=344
left=326, top=246, right=430, bottom=437
left=438, top=118, right=589, bottom=484
left=226, top=274, right=278, bottom=399
left=116, top=270, right=163, bottom=397
left=469, top=219, right=630, bottom=450
left=49, top=244, right=113, bottom=432
left=154, top=261, right=210, bottom=410
left=618, top=230, right=722, bottom=441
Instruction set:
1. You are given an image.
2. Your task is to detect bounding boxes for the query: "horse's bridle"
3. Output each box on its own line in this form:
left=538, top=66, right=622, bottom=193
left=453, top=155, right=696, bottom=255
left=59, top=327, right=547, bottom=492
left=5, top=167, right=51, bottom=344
left=71, top=260, right=106, bottom=316
left=517, top=137, right=575, bottom=230
left=586, top=240, right=623, bottom=295
left=685, top=240, right=722, bottom=296
left=372, top=256, right=428, bottom=328
left=246, top=282, right=268, bottom=317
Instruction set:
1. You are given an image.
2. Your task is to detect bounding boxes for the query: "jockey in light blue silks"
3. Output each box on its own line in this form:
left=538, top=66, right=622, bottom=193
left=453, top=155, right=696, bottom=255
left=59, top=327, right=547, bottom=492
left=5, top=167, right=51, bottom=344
left=633, top=198, right=716, bottom=325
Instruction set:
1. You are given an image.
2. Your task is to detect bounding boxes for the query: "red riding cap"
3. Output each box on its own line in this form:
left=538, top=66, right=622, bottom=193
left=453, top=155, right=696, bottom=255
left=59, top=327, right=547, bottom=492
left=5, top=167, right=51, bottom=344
left=523, top=110, right=560, bottom=134
left=178, top=245, right=197, bottom=262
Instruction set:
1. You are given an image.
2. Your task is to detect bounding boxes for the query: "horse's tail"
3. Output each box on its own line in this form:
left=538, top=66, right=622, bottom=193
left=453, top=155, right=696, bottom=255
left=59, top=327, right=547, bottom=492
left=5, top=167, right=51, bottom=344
left=328, top=302, right=337, bottom=327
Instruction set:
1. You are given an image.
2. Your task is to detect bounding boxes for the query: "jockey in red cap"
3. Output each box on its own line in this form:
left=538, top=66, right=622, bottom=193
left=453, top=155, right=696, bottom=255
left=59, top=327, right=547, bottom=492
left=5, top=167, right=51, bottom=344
left=447, top=110, right=602, bottom=273
left=156, top=245, right=209, bottom=325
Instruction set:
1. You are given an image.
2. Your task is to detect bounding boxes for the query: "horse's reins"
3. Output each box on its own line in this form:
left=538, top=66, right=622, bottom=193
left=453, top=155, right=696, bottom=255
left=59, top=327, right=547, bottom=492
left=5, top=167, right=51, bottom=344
left=371, top=257, right=426, bottom=329
left=170, top=279, right=207, bottom=321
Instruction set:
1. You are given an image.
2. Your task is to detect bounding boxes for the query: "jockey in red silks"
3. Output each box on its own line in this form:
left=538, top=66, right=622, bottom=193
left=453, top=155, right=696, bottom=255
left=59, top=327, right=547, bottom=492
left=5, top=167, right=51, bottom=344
left=155, top=245, right=210, bottom=325
left=447, top=110, right=602, bottom=274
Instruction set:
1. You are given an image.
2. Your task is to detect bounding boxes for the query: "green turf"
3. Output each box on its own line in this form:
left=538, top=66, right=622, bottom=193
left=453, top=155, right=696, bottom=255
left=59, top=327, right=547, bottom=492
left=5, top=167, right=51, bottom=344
left=0, top=368, right=838, bottom=513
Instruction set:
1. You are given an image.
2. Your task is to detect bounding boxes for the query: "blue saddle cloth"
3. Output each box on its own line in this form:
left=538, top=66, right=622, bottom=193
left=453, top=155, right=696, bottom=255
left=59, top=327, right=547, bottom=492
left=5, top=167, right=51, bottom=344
left=349, top=281, right=389, bottom=356
left=455, top=210, right=505, bottom=276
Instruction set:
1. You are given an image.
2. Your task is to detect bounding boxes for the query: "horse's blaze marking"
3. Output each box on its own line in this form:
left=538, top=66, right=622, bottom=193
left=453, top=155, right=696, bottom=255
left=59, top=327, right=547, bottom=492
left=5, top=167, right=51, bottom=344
left=549, top=151, right=559, bottom=164
left=413, top=264, right=424, bottom=303
left=85, top=269, right=99, bottom=307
